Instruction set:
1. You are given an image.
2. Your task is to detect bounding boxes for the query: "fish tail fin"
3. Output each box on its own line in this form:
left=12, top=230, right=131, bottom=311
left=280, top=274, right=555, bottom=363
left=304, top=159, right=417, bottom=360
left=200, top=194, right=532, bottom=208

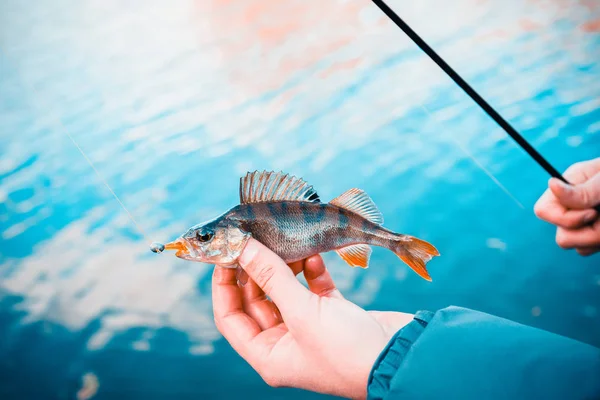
left=392, top=235, right=440, bottom=281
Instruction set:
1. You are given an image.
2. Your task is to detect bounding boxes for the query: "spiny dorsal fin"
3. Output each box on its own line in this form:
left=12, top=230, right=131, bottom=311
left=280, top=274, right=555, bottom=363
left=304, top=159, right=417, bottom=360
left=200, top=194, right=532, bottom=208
left=329, top=188, right=383, bottom=225
left=239, top=170, right=320, bottom=204
left=336, top=244, right=372, bottom=269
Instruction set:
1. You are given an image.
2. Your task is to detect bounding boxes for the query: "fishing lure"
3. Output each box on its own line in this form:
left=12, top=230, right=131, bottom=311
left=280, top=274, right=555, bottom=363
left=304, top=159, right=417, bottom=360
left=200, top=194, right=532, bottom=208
left=153, top=170, right=440, bottom=281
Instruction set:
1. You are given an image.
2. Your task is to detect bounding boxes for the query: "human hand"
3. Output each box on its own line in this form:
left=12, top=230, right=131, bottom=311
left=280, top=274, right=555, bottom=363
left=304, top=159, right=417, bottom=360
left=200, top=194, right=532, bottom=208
left=212, top=238, right=413, bottom=399
left=534, top=157, right=600, bottom=256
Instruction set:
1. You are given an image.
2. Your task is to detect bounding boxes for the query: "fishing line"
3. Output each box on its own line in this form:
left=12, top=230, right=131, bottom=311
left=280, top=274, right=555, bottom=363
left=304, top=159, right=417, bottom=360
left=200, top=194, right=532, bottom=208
left=0, top=47, right=154, bottom=245
left=419, top=104, right=525, bottom=209
left=371, top=0, right=600, bottom=212
left=59, top=128, right=153, bottom=244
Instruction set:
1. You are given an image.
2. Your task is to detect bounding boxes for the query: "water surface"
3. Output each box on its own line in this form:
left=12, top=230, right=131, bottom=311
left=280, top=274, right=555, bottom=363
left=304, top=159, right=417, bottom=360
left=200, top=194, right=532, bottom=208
left=1, top=0, right=599, bottom=398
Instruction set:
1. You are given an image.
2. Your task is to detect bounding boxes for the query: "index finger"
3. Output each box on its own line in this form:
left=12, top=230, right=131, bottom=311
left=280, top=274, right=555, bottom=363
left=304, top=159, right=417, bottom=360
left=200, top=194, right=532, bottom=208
left=212, top=266, right=289, bottom=376
left=212, top=266, right=262, bottom=358
left=534, top=187, right=596, bottom=229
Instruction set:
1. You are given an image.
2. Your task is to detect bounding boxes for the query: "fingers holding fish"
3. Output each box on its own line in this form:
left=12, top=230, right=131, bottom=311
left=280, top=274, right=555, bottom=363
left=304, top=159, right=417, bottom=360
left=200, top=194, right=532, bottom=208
left=290, top=256, right=342, bottom=298
left=212, top=265, right=263, bottom=359
left=236, top=266, right=250, bottom=287
left=211, top=264, right=294, bottom=377
left=238, top=238, right=312, bottom=322
left=242, top=278, right=283, bottom=330
left=303, top=255, right=344, bottom=300
left=287, top=260, right=305, bottom=276
left=212, top=266, right=241, bottom=312
left=239, top=254, right=340, bottom=329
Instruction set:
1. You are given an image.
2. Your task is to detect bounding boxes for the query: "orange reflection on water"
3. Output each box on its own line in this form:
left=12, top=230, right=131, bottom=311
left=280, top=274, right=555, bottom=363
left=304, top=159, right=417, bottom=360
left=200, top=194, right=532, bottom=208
left=581, top=19, right=600, bottom=32
left=475, top=0, right=600, bottom=41
left=194, top=0, right=370, bottom=94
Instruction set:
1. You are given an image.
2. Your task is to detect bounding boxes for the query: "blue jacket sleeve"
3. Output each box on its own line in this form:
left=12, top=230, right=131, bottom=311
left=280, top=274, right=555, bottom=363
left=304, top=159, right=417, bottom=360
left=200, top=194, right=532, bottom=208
left=367, top=306, right=600, bottom=400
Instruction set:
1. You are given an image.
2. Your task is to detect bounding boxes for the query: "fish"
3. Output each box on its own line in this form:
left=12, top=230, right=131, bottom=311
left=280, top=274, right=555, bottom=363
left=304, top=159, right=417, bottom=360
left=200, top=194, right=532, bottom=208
left=160, top=170, right=440, bottom=281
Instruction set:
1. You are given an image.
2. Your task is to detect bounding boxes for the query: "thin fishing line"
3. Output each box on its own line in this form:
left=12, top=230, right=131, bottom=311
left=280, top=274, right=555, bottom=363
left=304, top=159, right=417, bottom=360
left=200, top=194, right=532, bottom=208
left=419, top=104, right=525, bottom=209
left=371, top=0, right=565, bottom=179
left=372, top=0, right=600, bottom=214
left=60, top=129, right=153, bottom=243
left=0, top=47, right=153, bottom=244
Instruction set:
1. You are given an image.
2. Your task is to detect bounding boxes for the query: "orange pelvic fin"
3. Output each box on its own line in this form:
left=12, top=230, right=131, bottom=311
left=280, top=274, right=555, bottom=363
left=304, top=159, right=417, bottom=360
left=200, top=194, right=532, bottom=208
left=335, top=244, right=372, bottom=268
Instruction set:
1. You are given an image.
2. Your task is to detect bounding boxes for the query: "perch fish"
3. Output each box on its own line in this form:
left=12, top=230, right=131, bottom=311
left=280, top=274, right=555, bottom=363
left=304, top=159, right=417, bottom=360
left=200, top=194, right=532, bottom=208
left=156, top=171, right=440, bottom=280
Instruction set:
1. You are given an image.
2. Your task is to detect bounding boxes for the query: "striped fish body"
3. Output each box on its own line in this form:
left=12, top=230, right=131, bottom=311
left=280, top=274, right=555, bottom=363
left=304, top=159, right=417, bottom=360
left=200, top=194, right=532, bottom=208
left=227, top=201, right=396, bottom=264
left=163, top=171, right=440, bottom=281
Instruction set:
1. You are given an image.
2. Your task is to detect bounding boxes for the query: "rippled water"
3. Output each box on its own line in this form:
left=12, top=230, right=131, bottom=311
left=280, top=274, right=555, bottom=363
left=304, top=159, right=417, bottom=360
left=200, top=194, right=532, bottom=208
left=1, top=0, right=599, bottom=398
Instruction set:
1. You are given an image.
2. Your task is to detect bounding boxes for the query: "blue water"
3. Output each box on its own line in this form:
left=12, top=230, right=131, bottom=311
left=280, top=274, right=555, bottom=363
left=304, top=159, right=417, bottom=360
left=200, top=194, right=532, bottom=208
left=1, top=0, right=599, bottom=398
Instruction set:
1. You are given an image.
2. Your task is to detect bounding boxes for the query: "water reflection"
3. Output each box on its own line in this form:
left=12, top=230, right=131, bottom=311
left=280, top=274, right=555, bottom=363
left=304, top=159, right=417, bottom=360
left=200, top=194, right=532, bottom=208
left=1, top=0, right=599, bottom=398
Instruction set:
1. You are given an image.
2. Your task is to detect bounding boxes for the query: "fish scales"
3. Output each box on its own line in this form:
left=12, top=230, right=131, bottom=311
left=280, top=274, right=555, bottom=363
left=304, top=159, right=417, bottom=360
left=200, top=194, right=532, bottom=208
left=159, top=170, right=440, bottom=281
left=228, top=201, right=391, bottom=263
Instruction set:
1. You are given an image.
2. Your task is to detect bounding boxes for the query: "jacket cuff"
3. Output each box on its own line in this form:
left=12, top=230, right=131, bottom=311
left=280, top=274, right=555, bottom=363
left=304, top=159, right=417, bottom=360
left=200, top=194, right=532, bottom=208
left=366, top=310, right=435, bottom=400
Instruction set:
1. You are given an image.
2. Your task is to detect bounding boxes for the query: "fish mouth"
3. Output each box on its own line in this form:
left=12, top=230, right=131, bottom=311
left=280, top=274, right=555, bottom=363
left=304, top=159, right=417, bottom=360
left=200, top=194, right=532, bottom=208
left=164, top=238, right=193, bottom=258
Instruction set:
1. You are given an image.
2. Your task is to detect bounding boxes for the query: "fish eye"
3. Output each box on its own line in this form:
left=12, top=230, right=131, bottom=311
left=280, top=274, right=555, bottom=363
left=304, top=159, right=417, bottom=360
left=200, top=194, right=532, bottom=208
left=196, top=231, right=214, bottom=242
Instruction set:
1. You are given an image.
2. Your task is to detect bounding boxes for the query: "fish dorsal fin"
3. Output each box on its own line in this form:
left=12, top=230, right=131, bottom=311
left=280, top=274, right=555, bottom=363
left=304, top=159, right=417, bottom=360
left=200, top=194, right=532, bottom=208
left=329, top=188, right=383, bottom=225
left=239, top=170, right=321, bottom=204
left=336, top=244, right=371, bottom=269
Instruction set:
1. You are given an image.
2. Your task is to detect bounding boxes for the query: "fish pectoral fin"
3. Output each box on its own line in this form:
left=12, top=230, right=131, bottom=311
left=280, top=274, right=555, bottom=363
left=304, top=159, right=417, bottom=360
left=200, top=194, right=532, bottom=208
left=329, top=188, right=383, bottom=225
left=239, top=170, right=321, bottom=204
left=335, top=244, right=372, bottom=269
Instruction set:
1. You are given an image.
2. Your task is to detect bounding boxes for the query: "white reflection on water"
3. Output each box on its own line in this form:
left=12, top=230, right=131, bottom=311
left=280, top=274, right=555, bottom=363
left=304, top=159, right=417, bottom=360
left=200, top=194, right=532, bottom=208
left=2, top=210, right=219, bottom=351
left=1, top=0, right=599, bottom=367
left=0, top=206, right=374, bottom=353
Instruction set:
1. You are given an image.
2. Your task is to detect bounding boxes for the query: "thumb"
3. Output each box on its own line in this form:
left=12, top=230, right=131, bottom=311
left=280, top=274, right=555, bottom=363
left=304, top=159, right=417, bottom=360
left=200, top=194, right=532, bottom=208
left=238, top=238, right=311, bottom=318
left=549, top=174, right=600, bottom=209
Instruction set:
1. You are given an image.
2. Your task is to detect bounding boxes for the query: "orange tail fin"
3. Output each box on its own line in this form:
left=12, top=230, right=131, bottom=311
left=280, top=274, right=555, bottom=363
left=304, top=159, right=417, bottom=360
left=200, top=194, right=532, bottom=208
left=394, top=236, right=440, bottom=281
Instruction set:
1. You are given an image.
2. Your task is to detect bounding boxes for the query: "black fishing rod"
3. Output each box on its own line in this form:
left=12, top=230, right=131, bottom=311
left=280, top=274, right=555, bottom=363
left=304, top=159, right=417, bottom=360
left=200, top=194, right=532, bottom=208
left=372, top=0, right=600, bottom=212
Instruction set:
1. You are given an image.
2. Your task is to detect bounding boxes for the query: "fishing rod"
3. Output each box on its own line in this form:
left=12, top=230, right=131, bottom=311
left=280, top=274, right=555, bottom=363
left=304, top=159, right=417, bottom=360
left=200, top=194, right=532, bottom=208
left=372, top=0, right=600, bottom=213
